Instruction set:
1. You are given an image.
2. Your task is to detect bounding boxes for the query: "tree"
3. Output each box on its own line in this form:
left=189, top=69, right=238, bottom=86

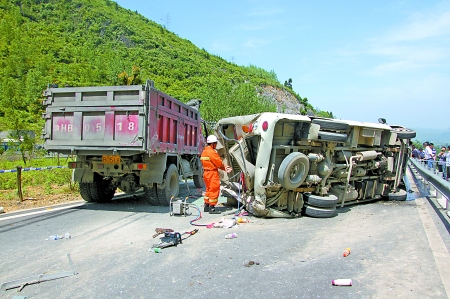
left=118, top=65, right=143, bottom=85
left=284, top=78, right=292, bottom=89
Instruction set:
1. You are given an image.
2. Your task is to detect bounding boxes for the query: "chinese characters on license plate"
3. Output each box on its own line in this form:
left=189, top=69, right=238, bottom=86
left=102, top=155, right=121, bottom=164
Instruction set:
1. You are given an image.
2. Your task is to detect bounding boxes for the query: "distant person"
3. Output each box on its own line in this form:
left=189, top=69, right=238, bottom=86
left=437, top=146, right=446, bottom=178
left=423, top=142, right=433, bottom=168
left=200, top=135, right=232, bottom=212
left=445, top=146, right=450, bottom=180
left=411, top=145, right=420, bottom=159
left=430, top=143, right=436, bottom=170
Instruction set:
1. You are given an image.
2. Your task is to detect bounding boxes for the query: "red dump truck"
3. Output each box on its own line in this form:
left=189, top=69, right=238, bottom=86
left=42, top=80, right=206, bottom=205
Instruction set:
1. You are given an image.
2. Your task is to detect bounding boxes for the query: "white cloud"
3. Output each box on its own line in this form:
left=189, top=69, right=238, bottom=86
left=364, top=5, right=450, bottom=75
left=247, top=7, right=285, bottom=17
left=244, top=38, right=271, bottom=48
left=384, top=8, right=450, bottom=42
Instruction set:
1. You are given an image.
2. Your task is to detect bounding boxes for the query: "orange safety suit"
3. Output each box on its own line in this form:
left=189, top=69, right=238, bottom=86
left=200, top=145, right=226, bottom=206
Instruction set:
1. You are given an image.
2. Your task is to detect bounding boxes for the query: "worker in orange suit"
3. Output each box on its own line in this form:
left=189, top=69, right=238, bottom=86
left=200, top=135, right=232, bottom=212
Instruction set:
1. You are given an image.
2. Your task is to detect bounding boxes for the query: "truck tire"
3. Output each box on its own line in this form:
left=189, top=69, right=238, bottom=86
left=304, top=193, right=338, bottom=208
left=90, top=176, right=116, bottom=203
left=312, top=119, right=349, bottom=131
left=143, top=184, right=159, bottom=205
left=79, top=182, right=95, bottom=202
left=278, top=152, right=310, bottom=189
left=193, top=174, right=205, bottom=188
left=302, top=204, right=337, bottom=218
left=318, top=131, right=348, bottom=142
left=388, top=189, right=407, bottom=201
left=390, top=126, right=416, bottom=139
left=157, top=164, right=180, bottom=206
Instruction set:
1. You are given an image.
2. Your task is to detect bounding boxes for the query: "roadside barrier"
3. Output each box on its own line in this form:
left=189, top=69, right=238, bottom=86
left=0, top=165, right=66, bottom=173
left=0, top=165, right=68, bottom=202
left=409, top=158, right=450, bottom=218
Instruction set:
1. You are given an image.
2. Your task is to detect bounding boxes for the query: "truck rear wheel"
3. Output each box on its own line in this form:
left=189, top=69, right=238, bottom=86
left=304, top=193, right=338, bottom=208
left=143, top=184, right=159, bottom=205
left=388, top=189, right=407, bottom=201
left=90, top=175, right=116, bottom=203
left=79, top=182, right=95, bottom=202
left=302, top=204, right=337, bottom=218
left=157, top=164, right=180, bottom=206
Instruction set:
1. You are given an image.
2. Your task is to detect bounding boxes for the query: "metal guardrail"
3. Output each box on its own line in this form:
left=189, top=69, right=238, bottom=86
left=408, top=158, right=450, bottom=217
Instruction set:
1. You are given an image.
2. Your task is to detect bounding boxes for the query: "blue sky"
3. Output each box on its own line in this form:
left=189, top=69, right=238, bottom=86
left=115, top=0, right=450, bottom=130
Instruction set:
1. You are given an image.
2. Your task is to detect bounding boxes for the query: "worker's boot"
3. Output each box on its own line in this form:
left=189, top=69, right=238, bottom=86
left=209, top=205, right=215, bottom=213
left=203, top=204, right=210, bottom=212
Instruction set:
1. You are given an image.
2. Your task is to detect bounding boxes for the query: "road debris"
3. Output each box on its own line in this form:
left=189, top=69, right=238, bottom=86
left=332, top=279, right=352, bottom=286
left=225, top=233, right=237, bottom=239
left=343, top=248, right=351, bottom=257
left=0, top=254, right=78, bottom=292
left=244, top=260, right=260, bottom=267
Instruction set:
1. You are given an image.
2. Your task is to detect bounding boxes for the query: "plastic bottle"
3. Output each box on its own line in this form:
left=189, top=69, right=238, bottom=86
left=65, top=232, right=71, bottom=239
left=332, top=279, right=352, bottom=286
left=225, top=233, right=237, bottom=239
left=153, top=248, right=161, bottom=253
left=343, top=248, right=351, bottom=257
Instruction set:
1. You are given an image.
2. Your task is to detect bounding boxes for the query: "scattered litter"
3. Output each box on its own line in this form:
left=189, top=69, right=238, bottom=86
left=152, top=248, right=162, bottom=253
left=225, top=233, right=237, bottom=239
left=12, top=296, right=27, bottom=299
left=46, top=233, right=71, bottom=241
left=244, top=260, right=260, bottom=267
left=212, top=218, right=236, bottom=228
left=343, top=248, right=351, bottom=257
left=332, top=279, right=352, bottom=286
left=236, top=217, right=250, bottom=223
left=0, top=254, right=78, bottom=292
left=0, top=206, right=4, bottom=214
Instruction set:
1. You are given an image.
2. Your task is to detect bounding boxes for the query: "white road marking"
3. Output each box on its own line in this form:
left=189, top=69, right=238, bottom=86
left=0, top=202, right=85, bottom=222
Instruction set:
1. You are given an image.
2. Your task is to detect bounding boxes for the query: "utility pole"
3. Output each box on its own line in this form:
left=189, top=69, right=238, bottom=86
left=165, top=13, right=170, bottom=30
left=160, top=14, right=170, bottom=30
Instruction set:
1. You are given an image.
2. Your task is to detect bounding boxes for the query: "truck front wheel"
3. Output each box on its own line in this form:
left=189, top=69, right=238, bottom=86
left=193, top=174, right=205, bottom=188
left=157, top=164, right=180, bottom=206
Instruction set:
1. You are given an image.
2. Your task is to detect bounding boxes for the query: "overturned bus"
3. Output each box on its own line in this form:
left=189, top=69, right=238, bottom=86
left=214, top=113, right=415, bottom=218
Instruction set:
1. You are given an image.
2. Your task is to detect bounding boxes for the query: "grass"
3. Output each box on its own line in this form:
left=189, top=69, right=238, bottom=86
left=0, top=154, right=81, bottom=212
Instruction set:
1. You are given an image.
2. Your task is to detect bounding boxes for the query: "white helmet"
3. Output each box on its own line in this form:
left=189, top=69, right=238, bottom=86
left=206, top=135, right=218, bottom=144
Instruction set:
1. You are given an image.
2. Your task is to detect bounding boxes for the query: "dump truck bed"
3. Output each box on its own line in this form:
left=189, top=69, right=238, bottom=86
left=42, top=82, right=203, bottom=156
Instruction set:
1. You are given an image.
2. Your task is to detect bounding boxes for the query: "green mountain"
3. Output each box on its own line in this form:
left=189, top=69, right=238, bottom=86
left=0, top=0, right=329, bottom=141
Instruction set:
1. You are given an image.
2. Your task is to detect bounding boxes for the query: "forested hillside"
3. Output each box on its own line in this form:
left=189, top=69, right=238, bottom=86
left=0, top=0, right=330, bottom=143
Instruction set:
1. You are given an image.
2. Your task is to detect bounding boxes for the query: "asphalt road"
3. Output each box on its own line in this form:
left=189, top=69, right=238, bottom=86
left=1, top=173, right=449, bottom=299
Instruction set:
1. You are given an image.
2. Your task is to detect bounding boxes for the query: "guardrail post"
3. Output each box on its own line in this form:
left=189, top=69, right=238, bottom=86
left=16, top=166, right=23, bottom=202
left=429, top=184, right=436, bottom=198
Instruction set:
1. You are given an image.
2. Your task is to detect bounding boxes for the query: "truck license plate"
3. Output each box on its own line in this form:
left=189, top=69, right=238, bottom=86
left=102, top=155, right=121, bottom=164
